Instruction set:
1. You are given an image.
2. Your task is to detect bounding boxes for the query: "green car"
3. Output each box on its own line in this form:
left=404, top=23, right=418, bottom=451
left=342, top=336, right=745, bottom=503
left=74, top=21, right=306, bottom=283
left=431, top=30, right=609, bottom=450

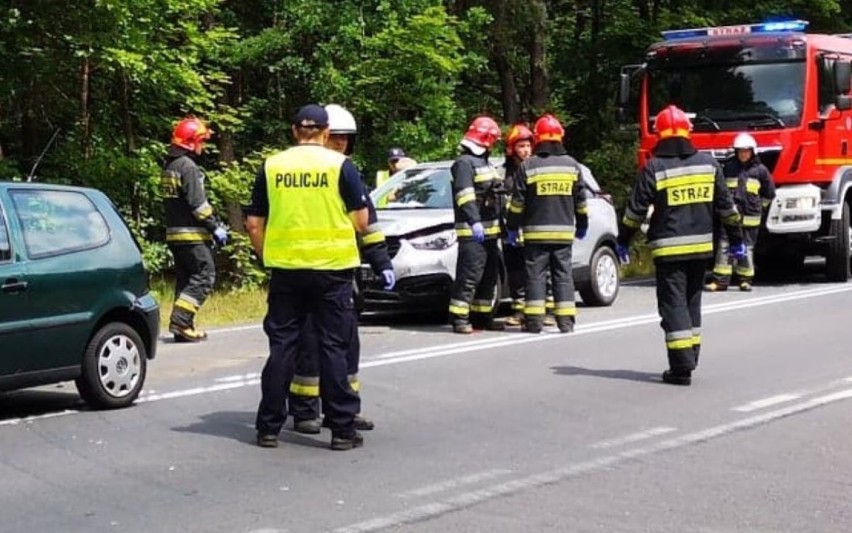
left=0, top=182, right=159, bottom=408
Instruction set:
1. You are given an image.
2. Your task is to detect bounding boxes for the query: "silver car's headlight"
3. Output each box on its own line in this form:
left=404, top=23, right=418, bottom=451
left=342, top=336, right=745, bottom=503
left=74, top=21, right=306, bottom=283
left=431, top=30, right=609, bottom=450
left=407, top=230, right=457, bottom=250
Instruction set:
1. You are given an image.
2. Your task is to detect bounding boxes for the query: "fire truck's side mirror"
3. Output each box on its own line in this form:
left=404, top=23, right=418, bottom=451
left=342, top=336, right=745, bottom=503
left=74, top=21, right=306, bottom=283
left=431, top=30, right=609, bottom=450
left=618, top=73, right=631, bottom=106
left=834, top=60, right=851, bottom=95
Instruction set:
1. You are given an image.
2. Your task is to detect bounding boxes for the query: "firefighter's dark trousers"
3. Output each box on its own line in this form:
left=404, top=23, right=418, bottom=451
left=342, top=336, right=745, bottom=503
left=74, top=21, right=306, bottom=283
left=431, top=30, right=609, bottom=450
left=449, top=239, right=501, bottom=325
left=524, top=244, right=575, bottom=331
left=168, top=243, right=215, bottom=329
left=289, top=310, right=363, bottom=421
left=255, top=270, right=360, bottom=438
left=711, top=227, right=758, bottom=285
left=504, top=242, right=526, bottom=313
left=655, top=260, right=705, bottom=373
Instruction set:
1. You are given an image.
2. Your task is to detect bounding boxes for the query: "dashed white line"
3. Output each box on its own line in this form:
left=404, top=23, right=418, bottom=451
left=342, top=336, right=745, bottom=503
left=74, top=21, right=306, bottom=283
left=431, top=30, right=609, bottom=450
left=332, top=387, right=852, bottom=533
left=397, top=469, right=514, bottom=499
left=732, top=393, right=803, bottom=413
left=590, top=426, right=677, bottom=449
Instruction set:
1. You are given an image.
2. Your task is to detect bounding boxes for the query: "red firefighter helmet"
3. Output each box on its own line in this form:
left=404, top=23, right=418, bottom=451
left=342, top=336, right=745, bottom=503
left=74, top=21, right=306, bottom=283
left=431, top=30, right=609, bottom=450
left=171, top=117, right=213, bottom=151
left=505, top=124, right=534, bottom=156
left=463, top=116, right=501, bottom=149
left=533, top=114, right=564, bottom=144
left=654, top=105, right=692, bottom=139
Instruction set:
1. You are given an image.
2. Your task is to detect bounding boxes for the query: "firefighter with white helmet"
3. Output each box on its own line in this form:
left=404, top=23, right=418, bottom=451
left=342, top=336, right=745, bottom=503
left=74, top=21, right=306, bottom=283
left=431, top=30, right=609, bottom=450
left=288, top=103, right=393, bottom=435
left=706, top=132, right=775, bottom=292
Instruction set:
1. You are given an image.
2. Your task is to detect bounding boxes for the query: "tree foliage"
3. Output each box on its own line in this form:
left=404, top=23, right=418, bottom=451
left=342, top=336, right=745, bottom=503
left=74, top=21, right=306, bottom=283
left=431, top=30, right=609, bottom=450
left=1, top=0, right=850, bottom=287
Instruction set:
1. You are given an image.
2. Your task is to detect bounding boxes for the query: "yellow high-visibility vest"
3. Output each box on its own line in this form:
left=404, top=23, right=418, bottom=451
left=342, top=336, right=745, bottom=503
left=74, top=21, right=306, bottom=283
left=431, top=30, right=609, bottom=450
left=263, top=144, right=360, bottom=270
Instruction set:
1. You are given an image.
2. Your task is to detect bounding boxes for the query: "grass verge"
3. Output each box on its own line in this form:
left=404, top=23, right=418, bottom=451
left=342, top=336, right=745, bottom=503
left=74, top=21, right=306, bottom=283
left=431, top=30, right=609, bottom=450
left=150, top=278, right=267, bottom=329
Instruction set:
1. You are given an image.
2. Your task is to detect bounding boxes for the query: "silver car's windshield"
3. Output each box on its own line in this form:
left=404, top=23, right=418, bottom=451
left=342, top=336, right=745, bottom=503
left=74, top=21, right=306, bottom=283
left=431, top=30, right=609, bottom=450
left=373, top=167, right=452, bottom=210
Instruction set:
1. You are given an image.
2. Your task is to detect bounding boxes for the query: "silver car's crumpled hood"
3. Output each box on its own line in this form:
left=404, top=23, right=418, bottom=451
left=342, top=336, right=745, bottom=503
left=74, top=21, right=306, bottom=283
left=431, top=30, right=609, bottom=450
left=373, top=209, right=454, bottom=238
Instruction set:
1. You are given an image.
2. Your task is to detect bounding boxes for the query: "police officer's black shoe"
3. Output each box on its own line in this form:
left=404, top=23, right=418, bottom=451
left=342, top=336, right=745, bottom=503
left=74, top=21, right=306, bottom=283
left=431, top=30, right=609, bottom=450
left=661, top=370, right=692, bottom=386
left=256, top=433, right=278, bottom=448
left=330, top=431, right=364, bottom=451
left=293, top=418, right=322, bottom=434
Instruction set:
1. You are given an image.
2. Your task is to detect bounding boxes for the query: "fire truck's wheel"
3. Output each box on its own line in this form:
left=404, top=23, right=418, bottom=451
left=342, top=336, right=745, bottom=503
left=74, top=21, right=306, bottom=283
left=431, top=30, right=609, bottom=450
left=826, top=201, right=851, bottom=282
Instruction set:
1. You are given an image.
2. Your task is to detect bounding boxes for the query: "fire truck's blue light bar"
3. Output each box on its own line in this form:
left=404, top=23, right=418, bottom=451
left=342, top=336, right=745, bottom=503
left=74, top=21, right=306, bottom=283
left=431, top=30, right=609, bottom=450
left=661, top=20, right=809, bottom=41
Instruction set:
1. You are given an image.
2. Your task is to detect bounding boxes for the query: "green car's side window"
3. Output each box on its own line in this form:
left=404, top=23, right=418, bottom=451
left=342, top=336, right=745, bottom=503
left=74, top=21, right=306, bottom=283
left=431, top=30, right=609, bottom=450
left=0, top=201, right=11, bottom=262
left=9, top=189, right=110, bottom=259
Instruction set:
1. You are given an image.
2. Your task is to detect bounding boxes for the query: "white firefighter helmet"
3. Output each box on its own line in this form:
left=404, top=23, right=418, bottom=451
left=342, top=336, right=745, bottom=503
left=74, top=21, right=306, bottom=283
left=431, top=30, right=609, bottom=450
left=732, top=132, right=757, bottom=151
left=325, top=104, right=358, bottom=135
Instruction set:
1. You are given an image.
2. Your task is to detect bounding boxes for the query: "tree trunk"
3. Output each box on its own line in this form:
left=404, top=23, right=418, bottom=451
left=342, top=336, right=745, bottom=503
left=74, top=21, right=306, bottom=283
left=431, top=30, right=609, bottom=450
left=528, top=0, right=549, bottom=112
left=80, top=57, right=92, bottom=160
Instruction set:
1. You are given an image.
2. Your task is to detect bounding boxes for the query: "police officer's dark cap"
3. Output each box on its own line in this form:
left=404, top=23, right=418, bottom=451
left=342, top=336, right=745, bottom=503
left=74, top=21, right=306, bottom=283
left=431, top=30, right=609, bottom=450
left=387, top=147, right=406, bottom=161
left=292, top=104, right=329, bottom=128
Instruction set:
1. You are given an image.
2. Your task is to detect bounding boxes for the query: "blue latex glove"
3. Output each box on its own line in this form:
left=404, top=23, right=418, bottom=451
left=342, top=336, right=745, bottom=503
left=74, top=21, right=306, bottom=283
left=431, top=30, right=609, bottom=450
left=730, top=242, right=747, bottom=261
left=471, top=222, right=485, bottom=244
left=213, top=227, right=228, bottom=246
left=575, top=226, right=587, bottom=240
left=381, top=269, right=396, bottom=290
left=506, top=230, right=520, bottom=247
left=615, top=243, right=630, bottom=265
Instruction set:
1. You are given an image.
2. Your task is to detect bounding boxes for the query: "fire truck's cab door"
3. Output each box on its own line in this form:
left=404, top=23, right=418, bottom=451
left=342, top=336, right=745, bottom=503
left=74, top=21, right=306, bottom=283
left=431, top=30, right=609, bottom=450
left=815, top=54, right=852, bottom=177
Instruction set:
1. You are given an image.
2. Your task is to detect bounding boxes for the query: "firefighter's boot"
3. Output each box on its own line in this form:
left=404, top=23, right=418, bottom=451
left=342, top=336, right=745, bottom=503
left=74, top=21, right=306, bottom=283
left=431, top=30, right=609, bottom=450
left=293, top=418, right=322, bottom=435
left=170, top=323, right=208, bottom=343
left=662, top=370, right=692, bottom=386
left=704, top=281, right=728, bottom=292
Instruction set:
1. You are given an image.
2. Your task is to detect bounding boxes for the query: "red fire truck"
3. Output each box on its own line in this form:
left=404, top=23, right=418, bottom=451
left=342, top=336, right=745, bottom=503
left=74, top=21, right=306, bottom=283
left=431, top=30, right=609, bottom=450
left=618, top=20, right=852, bottom=281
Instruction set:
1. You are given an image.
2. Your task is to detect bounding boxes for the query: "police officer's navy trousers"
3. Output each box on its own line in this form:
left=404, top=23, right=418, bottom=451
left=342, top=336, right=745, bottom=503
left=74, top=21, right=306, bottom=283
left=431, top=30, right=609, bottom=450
left=449, top=240, right=501, bottom=325
left=655, top=260, right=705, bottom=373
left=524, top=244, right=575, bottom=331
left=168, top=243, right=215, bottom=328
left=255, top=269, right=360, bottom=438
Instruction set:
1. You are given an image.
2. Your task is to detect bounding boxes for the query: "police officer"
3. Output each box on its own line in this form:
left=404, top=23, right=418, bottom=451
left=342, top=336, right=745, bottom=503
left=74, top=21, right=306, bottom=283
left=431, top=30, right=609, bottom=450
left=506, top=114, right=588, bottom=334
left=448, top=116, right=504, bottom=334
left=246, top=104, right=369, bottom=450
left=502, top=124, right=534, bottom=326
left=161, top=117, right=227, bottom=342
left=617, top=105, right=744, bottom=386
left=706, top=132, right=775, bottom=292
left=289, top=103, right=394, bottom=434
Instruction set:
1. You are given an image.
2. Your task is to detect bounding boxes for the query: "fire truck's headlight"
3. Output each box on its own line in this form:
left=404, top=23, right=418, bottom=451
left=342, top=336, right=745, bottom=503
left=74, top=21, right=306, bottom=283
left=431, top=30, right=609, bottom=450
left=785, top=197, right=817, bottom=210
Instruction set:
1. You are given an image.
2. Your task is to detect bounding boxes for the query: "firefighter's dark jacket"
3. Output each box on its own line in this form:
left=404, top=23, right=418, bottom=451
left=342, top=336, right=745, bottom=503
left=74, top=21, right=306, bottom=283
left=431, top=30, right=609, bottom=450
left=506, top=141, right=589, bottom=245
left=360, top=193, right=392, bottom=274
left=722, top=156, right=775, bottom=228
left=451, top=148, right=503, bottom=241
left=619, top=137, right=743, bottom=263
left=161, top=146, right=220, bottom=244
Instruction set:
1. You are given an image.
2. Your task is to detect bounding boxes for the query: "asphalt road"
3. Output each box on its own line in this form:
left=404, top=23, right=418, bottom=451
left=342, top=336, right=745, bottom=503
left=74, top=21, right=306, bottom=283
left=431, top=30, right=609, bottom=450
left=2, top=274, right=852, bottom=533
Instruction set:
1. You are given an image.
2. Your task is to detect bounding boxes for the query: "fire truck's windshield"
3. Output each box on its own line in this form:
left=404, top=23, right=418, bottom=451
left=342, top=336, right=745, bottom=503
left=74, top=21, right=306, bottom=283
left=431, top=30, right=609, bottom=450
left=647, top=61, right=806, bottom=132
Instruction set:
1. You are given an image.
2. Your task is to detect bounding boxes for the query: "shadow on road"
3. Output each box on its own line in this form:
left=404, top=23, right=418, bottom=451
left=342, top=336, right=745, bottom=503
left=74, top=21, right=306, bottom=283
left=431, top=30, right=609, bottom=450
left=551, top=365, right=660, bottom=384
left=172, top=411, right=330, bottom=449
left=0, top=388, right=85, bottom=421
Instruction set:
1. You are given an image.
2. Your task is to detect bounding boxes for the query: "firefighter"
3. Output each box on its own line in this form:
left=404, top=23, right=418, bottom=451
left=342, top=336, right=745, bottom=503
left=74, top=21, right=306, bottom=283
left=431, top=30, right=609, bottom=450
left=617, top=105, right=745, bottom=386
left=706, top=132, right=775, bottom=292
left=289, top=103, right=394, bottom=434
left=502, top=124, right=534, bottom=326
left=506, top=114, right=588, bottom=334
left=448, top=116, right=505, bottom=334
left=161, top=116, right=227, bottom=343
left=246, top=104, right=368, bottom=450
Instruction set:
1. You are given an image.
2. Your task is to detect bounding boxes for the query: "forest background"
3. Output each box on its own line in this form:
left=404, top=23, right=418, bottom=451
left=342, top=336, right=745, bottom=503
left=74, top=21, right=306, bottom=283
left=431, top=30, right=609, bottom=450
left=2, top=0, right=850, bottom=289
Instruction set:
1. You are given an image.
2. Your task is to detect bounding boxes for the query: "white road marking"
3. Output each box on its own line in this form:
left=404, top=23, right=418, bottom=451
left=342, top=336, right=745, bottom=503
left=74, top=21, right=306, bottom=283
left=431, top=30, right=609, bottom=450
left=590, top=426, right=677, bottom=449
left=397, top=469, right=514, bottom=499
left=333, top=387, right=852, bottom=533
left=1, top=285, right=850, bottom=428
left=732, top=393, right=803, bottom=413
left=0, top=409, right=79, bottom=427
left=215, top=373, right=261, bottom=383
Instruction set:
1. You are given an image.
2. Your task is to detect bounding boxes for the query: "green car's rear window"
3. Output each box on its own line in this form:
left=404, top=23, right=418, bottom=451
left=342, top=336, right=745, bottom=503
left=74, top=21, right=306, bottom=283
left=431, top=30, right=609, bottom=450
left=10, top=189, right=110, bottom=259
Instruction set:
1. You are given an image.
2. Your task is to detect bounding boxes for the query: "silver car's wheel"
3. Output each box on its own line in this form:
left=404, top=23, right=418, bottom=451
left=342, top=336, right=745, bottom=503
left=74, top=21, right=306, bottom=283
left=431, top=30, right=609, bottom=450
left=578, top=246, right=620, bottom=306
left=76, top=322, right=147, bottom=409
